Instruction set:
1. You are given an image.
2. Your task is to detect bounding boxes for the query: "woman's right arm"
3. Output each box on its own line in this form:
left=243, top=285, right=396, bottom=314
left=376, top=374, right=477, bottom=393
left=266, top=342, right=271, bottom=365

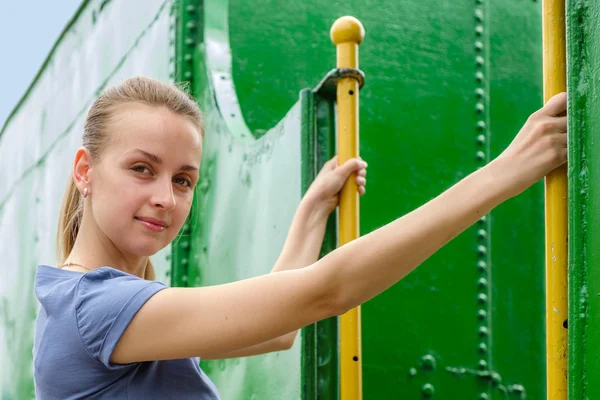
left=111, top=93, right=567, bottom=364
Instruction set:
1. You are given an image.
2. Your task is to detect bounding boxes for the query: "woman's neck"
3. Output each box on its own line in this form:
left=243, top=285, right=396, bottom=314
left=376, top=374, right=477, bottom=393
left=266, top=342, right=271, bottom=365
left=67, top=216, right=149, bottom=278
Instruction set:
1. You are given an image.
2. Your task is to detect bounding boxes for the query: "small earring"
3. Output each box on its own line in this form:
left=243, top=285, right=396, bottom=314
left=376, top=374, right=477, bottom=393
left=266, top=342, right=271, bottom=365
left=83, top=188, right=88, bottom=198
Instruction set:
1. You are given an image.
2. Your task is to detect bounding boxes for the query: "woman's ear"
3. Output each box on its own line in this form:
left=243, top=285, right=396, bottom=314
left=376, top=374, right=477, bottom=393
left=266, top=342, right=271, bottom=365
left=73, top=147, right=93, bottom=195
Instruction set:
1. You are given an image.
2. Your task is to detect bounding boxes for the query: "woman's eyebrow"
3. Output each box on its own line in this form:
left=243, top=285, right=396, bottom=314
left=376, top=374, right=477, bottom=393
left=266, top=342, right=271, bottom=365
left=127, top=148, right=199, bottom=172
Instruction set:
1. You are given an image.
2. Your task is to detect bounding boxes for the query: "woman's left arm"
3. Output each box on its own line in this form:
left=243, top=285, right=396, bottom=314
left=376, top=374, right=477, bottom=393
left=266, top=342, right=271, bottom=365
left=203, top=157, right=367, bottom=359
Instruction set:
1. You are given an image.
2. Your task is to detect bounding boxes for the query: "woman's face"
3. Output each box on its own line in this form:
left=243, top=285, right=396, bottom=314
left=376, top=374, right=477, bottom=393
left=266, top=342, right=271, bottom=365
left=90, top=102, right=202, bottom=257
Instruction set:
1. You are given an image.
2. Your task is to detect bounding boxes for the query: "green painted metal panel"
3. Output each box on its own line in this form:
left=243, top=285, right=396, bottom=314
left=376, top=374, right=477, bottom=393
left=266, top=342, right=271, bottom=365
left=0, top=1, right=175, bottom=398
left=568, top=1, right=600, bottom=398
left=488, top=2, right=545, bottom=400
left=189, top=53, right=304, bottom=399
left=228, top=0, right=545, bottom=398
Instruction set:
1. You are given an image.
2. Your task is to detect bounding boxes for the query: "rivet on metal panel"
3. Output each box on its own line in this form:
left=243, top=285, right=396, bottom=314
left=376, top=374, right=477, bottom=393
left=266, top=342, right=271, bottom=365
left=476, top=245, right=487, bottom=256
left=420, top=354, right=436, bottom=371
left=421, top=383, right=435, bottom=397
left=477, top=229, right=487, bottom=240
left=476, top=120, right=486, bottom=131
left=477, top=309, right=487, bottom=320
left=474, top=41, right=484, bottom=52
left=476, top=151, right=486, bottom=161
left=476, top=134, right=486, bottom=146
left=491, top=371, right=502, bottom=385
left=509, top=384, right=525, bottom=394
left=478, top=359, right=488, bottom=370
left=477, top=261, right=487, bottom=272
left=477, top=293, right=488, bottom=304
left=478, top=326, right=489, bottom=337
left=475, top=88, right=485, bottom=98
left=409, top=367, right=417, bottom=377
left=477, top=277, right=488, bottom=289
left=475, top=102, right=485, bottom=114
left=475, top=55, right=485, bottom=66
left=478, top=393, right=489, bottom=400
left=185, top=5, right=196, bottom=13
left=478, top=343, right=488, bottom=354
left=474, top=9, right=484, bottom=22
left=475, top=25, right=484, bottom=36
left=475, top=71, right=484, bottom=83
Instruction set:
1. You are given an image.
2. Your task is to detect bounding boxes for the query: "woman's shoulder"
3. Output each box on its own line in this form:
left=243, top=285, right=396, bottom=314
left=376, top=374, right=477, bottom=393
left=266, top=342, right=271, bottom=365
left=36, top=264, right=141, bottom=285
left=34, top=265, right=161, bottom=307
left=35, top=264, right=167, bottom=367
left=35, top=264, right=86, bottom=304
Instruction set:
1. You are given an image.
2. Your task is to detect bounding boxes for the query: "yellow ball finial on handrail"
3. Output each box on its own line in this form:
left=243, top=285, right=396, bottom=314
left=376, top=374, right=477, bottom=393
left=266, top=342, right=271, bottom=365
left=330, top=16, right=365, bottom=45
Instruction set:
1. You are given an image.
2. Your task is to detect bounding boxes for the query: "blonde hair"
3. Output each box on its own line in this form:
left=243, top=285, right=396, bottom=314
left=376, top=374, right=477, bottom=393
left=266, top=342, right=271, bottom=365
left=57, top=76, right=204, bottom=280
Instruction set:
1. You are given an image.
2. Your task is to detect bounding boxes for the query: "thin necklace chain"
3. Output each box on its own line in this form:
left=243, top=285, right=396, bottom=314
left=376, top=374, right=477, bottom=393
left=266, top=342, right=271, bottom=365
left=59, top=262, right=93, bottom=271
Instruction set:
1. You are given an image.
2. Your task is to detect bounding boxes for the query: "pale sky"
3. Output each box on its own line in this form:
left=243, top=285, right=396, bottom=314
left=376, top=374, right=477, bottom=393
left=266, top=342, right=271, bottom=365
left=0, top=0, right=82, bottom=128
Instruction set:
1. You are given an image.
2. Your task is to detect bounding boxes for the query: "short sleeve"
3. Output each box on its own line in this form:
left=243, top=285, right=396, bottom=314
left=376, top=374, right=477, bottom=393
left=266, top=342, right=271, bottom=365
left=75, top=267, right=167, bottom=369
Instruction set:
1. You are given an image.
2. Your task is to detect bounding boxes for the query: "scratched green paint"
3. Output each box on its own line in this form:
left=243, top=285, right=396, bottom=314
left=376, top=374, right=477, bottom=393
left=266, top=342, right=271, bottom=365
left=567, top=1, right=600, bottom=399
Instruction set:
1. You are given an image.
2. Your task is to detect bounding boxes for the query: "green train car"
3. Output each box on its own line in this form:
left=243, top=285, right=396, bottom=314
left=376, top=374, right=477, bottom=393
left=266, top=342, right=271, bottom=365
left=1, top=0, right=598, bottom=399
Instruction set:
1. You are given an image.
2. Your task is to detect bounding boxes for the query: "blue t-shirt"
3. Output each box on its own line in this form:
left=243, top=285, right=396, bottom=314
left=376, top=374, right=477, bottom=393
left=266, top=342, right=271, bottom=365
left=33, top=265, right=221, bottom=399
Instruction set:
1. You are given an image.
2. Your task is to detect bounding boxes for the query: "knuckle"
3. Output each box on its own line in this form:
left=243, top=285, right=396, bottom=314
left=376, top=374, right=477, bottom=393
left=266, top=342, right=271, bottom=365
left=528, top=110, right=543, bottom=122
left=542, top=135, right=556, bottom=150
left=537, top=119, right=554, bottom=132
left=546, top=147, right=562, bottom=164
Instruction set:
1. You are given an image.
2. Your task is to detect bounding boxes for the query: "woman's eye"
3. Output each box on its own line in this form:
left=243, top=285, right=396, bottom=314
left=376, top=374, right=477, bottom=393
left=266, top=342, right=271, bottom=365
left=174, top=177, right=192, bottom=187
left=131, top=165, right=150, bottom=174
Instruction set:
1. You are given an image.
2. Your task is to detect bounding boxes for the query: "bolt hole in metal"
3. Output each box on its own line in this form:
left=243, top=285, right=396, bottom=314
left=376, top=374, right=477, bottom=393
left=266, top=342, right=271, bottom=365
left=349, top=90, right=354, bottom=95
left=353, top=356, right=359, bottom=362
left=563, top=319, right=568, bottom=329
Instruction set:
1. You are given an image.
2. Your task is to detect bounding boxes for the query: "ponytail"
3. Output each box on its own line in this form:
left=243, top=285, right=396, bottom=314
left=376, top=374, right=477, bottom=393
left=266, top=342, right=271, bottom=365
left=56, top=176, right=83, bottom=266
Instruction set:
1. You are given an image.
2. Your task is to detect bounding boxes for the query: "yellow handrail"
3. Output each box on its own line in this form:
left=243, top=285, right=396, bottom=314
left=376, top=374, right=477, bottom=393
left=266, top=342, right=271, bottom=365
left=542, top=1, right=568, bottom=399
left=330, top=16, right=365, bottom=400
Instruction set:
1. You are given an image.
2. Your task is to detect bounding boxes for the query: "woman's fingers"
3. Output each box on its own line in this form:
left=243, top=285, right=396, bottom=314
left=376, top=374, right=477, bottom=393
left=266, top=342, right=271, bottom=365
left=541, top=92, right=567, bottom=116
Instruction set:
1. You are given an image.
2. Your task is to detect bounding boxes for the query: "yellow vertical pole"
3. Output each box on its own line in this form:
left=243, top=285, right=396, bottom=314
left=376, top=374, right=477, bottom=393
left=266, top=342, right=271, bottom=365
left=543, top=1, right=568, bottom=399
left=330, top=16, right=365, bottom=400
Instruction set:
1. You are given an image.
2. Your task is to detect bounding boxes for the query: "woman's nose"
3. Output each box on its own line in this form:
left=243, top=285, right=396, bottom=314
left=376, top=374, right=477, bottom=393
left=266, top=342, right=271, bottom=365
left=152, top=177, right=176, bottom=210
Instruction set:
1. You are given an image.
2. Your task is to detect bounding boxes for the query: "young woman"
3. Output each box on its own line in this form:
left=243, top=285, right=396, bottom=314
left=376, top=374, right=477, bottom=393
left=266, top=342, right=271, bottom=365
left=33, top=76, right=567, bottom=399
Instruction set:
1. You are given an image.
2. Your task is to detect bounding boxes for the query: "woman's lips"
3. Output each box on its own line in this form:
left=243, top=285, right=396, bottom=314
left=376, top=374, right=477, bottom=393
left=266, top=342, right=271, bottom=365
left=135, top=217, right=166, bottom=232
